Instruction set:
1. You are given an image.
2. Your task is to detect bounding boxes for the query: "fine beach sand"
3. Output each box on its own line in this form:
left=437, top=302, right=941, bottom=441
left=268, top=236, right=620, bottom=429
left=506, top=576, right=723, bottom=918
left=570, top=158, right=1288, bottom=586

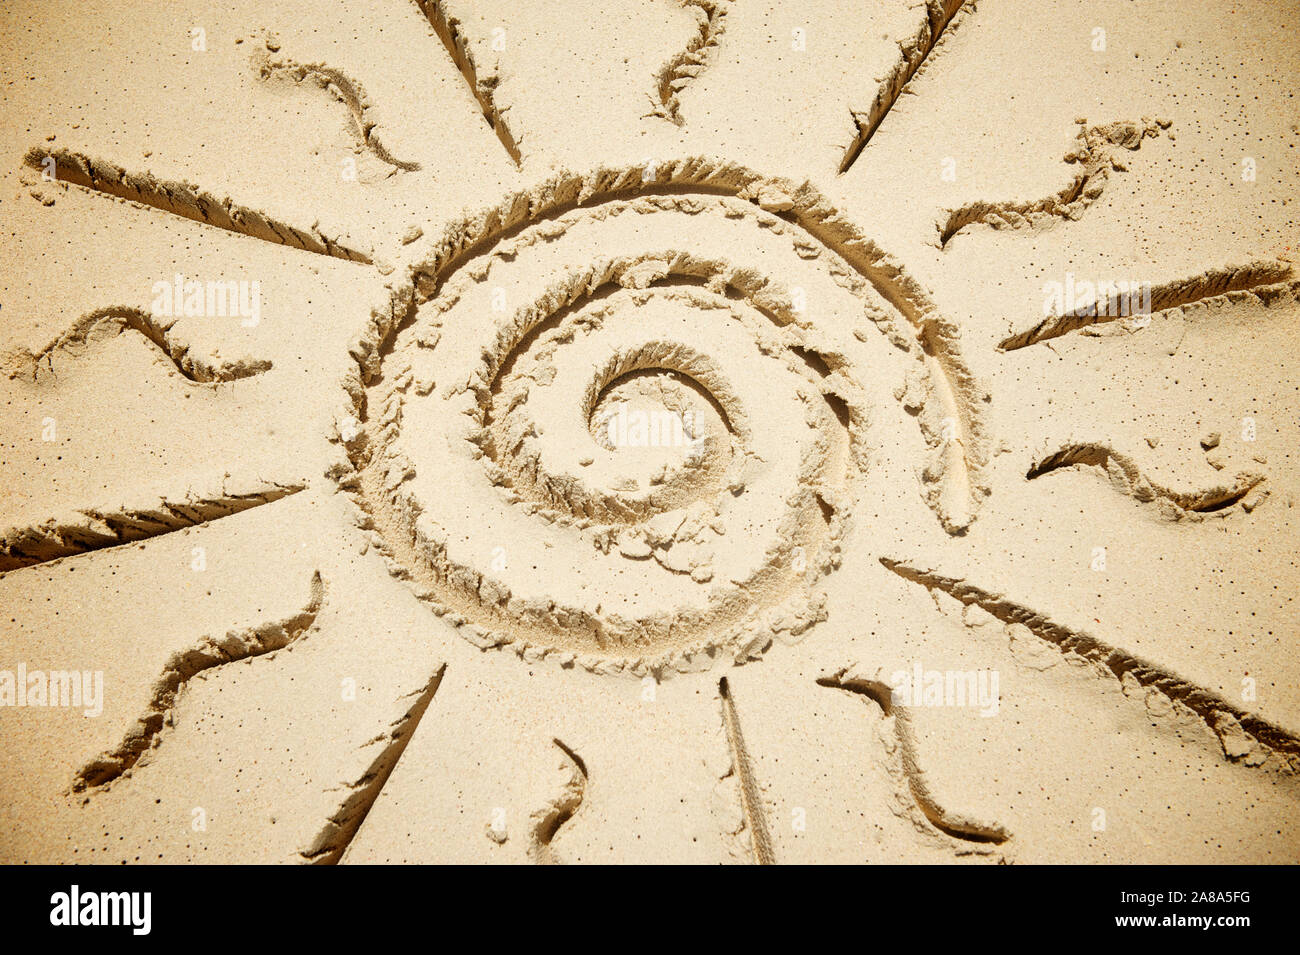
left=0, top=0, right=1297, bottom=864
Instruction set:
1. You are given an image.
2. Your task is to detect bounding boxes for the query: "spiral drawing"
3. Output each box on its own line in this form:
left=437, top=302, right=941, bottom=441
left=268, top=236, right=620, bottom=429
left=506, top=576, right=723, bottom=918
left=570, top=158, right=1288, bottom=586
left=3, top=0, right=1298, bottom=871
left=339, top=162, right=989, bottom=668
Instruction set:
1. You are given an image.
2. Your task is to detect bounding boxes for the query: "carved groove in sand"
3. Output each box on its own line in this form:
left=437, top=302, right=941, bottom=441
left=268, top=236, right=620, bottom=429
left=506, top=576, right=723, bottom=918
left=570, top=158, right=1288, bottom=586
left=0, top=480, right=304, bottom=573
left=880, top=557, right=1300, bottom=769
left=818, top=669, right=1011, bottom=848
left=254, top=56, right=422, bottom=173
left=337, top=161, right=991, bottom=669
left=1027, top=443, right=1266, bottom=520
left=649, top=0, right=730, bottom=126
left=75, top=572, right=325, bottom=792
left=414, top=0, right=521, bottom=166
left=1001, top=263, right=1297, bottom=351
left=840, top=0, right=969, bottom=175
left=528, top=738, right=588, bottom=865
left=937, top=119, right=1169, bottom=248
left=23, top=148, right=372, bottom=263
left=303, top=665, right=446, bottom=864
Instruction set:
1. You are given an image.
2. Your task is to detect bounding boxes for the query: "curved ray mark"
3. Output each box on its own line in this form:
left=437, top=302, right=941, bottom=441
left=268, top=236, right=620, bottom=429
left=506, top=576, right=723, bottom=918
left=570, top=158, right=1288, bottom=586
left=529, top=737, right=588, bottom=864
left=256, top=56, right=421, bottom=172
left=818, top=669, right=1011, bottom=845
left=1028, top=443, right=1265, bottom=516
left=74, top=572, right=324, bottom=792
left=648, top=0, right=729, bottom=126
left=939, top=119, right=1168, bottom=248
left=4, top=306, right=271, bottom=385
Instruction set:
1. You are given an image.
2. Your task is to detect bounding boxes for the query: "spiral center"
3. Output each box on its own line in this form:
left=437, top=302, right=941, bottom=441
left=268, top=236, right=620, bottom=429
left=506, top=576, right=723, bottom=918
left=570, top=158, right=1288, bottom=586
left=589, top=369, right=711, bottom=456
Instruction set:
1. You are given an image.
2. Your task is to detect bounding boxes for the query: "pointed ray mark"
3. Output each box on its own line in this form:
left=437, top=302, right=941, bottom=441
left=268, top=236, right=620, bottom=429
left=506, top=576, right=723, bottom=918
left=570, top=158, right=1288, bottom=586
left=0, top=481, right=306, bottom=573
left=818, top=670, right=1010, bottom=845
left=938, top=119, right=1167, bottom=248
left=1027, top=443, right=1265, bottom=517
left=718, top=676, right=775, bottom=864
left=4, top=305, right=272, bottom=384
left=414, top=0, right=522, bottom=167
left=839, top=0, right=969, bottom=174
left=302, top=664, right=447, bottom=864
left=1001, top=262, right=1296, bottom=350
left=529, top=737, right=588, bottom=865
left=649, top=0, right=729, bottom=126
left=256, top=57, right=421, bottom=172
left=24, top=148, right=373, bottom=263
left=880, top=557, right=1300, bottom=764
left=74, top=572, right=325, bottom=792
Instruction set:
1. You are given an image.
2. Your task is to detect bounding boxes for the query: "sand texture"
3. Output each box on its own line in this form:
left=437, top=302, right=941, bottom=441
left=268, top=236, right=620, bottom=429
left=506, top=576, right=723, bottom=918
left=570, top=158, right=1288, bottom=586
left=0, top=0, right=1297, bottom=864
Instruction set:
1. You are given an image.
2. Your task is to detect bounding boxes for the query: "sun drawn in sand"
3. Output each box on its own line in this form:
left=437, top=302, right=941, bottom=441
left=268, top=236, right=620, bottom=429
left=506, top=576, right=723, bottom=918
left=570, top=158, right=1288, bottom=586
left=4, top=0, right=1298, bottom=863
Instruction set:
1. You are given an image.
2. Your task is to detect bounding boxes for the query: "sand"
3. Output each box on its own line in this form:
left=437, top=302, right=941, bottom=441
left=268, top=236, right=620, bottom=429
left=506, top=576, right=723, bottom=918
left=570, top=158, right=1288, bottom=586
left=0, top=0, right=1296, bottom=864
